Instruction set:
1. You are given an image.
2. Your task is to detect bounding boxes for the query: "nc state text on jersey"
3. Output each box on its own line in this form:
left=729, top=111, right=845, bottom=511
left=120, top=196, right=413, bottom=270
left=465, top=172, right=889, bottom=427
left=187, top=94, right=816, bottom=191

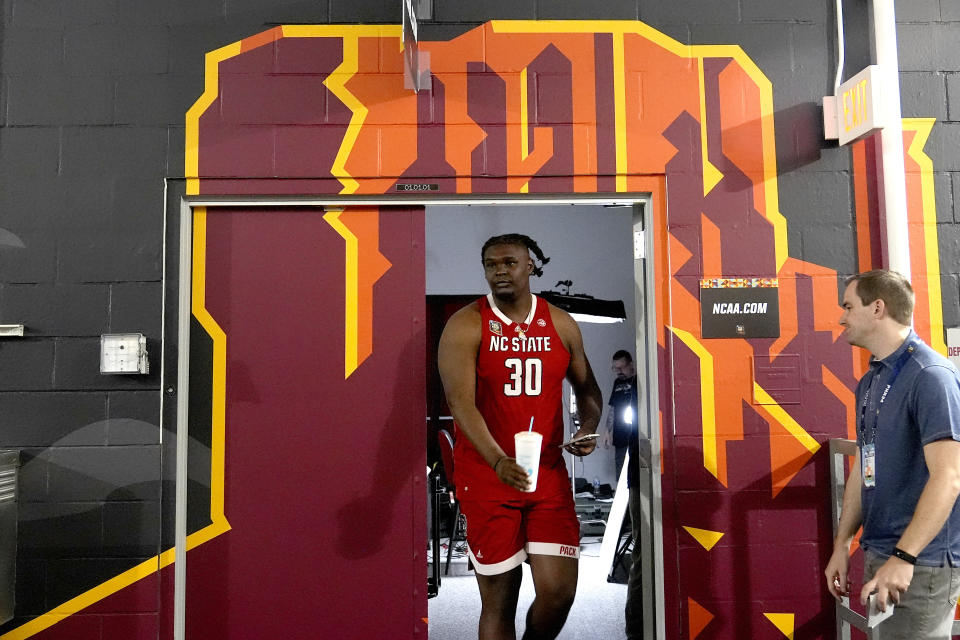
left=488, top=336, right=553, bottom=352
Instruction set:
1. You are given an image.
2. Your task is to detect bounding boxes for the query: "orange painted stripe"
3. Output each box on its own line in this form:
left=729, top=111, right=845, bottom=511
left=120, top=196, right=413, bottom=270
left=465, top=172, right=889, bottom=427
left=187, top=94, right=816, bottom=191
left=338, top=208, right=392, bottom=367
left=851, top=139, right=874, bottom=272
left=241, top=25, right=282, bottom=52
left=849, top=137, right=874, bottom=378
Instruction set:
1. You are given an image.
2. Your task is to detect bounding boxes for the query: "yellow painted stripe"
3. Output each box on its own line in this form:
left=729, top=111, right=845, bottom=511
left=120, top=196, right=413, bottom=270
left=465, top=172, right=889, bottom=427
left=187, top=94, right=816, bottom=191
left=185, top=26, right=400, bottom=196
left=520, top=67, right=530, bottom=160
left=0, top=211, right=234, bottom=640
left=185, top=520, right=232, bottom=551
left=520, top=66, right=531, bottom=193
left=753, top=383, right=820, bottom=454
left=697, top=58, right=723, bottom=196
left=192, top=210, right=231, bottom=531
left=15, top=25, right=391, bottom=640
left=613, top=32, right=627, bottom=192
left=903, top=118, right=947, bottom=355
left=0, top=522, right=230, bottom=640
left=0, top=556, right=162, bottom=640
left=281, top=24, right=401, bottom=39
left=669, top=326, right=718, bottom=481
left=490, top=20, right=692, bottom=57
left=323, top=210, right=360, bottom=377
left=323, top=35, right=367, bottom=194
left=726, top=50, right=787, bottom=271
left=184, top=41, right=243, bottom=195
left=697, top=56, right=708, bottom=185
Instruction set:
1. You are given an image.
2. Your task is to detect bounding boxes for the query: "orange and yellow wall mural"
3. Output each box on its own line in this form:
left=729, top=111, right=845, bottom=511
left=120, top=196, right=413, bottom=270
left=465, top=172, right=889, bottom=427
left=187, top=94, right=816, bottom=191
left=2, top=19, right=947, bottom=640
left=180, top=21, right=946, bottom=638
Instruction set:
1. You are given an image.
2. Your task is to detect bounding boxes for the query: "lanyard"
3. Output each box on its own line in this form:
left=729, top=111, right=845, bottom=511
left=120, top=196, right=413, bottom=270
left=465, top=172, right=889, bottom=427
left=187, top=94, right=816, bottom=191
left=858, top=340, right=916, bottom=445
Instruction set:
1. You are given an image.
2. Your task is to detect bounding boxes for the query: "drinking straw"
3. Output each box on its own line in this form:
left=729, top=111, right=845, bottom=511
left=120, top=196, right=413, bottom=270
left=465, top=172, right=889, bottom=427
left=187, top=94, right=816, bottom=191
left=528, top=417, right=535, bottom=432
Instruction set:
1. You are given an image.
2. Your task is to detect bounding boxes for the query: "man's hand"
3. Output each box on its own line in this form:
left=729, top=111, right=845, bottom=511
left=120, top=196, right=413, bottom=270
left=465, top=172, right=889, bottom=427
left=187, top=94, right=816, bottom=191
left=824, top=546, right=852, bottom=600
left=494, top=457, right=531, bottom=491
left=563, top=430, right=598, bottom=457
left=860, top=556, right=914, bottom=612
left=600, top=430, right=612, bottom=449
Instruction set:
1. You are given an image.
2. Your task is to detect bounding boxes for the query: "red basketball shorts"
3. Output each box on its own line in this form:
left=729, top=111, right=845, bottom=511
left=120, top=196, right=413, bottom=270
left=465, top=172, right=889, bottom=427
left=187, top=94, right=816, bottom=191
left=458, top=471, right=580, bottom=575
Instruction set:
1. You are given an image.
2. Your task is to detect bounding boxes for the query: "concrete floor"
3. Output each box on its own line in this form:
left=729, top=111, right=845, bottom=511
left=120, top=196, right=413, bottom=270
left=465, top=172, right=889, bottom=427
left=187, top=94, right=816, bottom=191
left=428, top=536, right=630, bottom=639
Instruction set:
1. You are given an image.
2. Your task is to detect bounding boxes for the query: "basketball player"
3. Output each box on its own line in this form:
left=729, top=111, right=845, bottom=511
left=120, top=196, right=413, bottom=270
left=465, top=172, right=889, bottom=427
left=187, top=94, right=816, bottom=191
left=438, top=234, right=603, bottom=640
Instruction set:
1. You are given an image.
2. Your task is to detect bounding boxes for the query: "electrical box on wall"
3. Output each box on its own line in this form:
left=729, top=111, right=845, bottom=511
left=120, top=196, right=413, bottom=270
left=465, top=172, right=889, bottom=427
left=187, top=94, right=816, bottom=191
left=100, top=333, right=149, bottom=375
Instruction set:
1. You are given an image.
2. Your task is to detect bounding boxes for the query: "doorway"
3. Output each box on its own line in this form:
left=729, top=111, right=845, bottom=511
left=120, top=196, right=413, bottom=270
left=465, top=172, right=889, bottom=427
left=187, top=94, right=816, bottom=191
left=165, top=195, right=662, bottom=640
left=423, top=200, right=659, bottom=640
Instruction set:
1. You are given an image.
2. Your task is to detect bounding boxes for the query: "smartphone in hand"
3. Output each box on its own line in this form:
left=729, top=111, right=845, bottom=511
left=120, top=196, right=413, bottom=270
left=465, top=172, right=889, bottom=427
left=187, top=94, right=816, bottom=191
left=559, top=433, right=599, bottom=447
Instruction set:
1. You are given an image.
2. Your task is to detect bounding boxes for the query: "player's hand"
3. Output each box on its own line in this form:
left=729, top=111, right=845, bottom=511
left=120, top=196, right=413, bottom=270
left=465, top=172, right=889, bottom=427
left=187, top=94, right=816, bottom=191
left=860, top=556, right=913, bottom=612
left=564, top=430, right=598, bottom=457
left=495, top=457, right=531, bottom=491
left=824, top=546, right=851, bottom=600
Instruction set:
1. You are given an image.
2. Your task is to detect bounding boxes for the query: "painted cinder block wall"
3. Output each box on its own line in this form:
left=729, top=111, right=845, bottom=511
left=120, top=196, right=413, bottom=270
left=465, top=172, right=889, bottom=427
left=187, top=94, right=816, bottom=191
left=1, top=1, right=959, bottom=639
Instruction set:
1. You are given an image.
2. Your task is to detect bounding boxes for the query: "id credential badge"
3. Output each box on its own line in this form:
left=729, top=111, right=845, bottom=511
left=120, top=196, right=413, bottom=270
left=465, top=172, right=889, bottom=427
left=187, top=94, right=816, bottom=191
left=862, top=443, right=876, bottom=488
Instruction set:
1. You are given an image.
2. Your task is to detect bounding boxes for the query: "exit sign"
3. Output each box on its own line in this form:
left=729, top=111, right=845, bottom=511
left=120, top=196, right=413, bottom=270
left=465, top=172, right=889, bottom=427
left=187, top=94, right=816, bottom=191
left=836, top=65, right=886, bottom=145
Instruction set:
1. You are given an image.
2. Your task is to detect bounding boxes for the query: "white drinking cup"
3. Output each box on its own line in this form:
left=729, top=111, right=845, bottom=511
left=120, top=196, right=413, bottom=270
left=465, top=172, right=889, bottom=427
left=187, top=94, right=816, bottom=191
left=513, top=431, right=543, bottom=492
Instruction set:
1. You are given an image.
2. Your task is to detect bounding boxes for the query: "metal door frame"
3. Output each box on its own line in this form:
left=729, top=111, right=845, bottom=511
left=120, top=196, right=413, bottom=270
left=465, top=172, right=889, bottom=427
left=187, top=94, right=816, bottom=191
left=168, top=193, right=664, bottom=639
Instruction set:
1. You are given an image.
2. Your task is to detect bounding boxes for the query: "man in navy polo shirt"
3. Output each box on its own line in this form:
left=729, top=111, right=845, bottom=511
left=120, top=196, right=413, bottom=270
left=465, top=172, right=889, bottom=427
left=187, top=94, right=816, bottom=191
left=825, top=270, right=960, bottom=638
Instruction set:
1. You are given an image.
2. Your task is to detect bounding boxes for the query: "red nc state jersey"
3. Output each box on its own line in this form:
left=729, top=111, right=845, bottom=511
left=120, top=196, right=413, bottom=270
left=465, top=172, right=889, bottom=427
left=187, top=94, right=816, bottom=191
left=454, top=294, right=571, bottom=498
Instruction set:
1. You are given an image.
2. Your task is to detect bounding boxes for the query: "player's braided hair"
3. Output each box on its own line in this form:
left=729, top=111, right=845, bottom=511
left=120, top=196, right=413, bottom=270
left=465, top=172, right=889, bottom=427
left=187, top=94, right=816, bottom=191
left=480, top=234, right=550, bottom=277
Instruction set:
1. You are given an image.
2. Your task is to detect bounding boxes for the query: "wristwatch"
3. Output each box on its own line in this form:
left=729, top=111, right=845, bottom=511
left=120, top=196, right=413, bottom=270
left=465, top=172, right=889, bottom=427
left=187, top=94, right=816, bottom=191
left=892, top=547, right=917, bottom=565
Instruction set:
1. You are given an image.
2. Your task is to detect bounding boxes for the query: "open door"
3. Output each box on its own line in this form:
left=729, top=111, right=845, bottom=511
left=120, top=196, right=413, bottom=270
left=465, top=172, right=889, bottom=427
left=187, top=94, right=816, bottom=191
left=175, top=204, right=426, bottom=639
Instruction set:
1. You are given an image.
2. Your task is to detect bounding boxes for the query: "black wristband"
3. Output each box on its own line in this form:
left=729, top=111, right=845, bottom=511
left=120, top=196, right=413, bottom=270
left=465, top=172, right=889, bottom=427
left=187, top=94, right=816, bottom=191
left=892, top=547, right=917, bottom=565
left=493, top=456, right=508, bottom=473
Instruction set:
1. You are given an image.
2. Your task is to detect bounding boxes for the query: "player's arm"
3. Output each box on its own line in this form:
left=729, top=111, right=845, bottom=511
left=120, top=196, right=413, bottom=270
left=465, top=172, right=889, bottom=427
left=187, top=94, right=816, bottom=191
left=551, top=306, right=603, bottom=456
left=825, top=454, right=863, bottom=600
left=437, top=305, right=529, bottom=490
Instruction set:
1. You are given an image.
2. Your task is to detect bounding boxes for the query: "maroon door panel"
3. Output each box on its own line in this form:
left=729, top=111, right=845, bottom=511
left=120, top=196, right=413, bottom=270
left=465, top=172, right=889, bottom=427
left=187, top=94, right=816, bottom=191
left=185, top=206, right=426, bottom=639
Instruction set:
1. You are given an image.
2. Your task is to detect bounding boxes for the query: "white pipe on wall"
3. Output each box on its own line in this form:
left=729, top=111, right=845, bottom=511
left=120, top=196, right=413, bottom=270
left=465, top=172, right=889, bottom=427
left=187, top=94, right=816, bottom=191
left=870, top=0, right=912, bottom=280
left=834, top=0, right=845, bottom=94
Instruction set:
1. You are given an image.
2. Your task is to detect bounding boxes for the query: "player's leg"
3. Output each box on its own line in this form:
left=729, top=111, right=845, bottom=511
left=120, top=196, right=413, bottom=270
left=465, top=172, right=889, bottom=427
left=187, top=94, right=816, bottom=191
left=476, top=566, right=523, bottom=640
left=521, top=471, right=582, bottom=640
left=523, top=554, right=578, bottom=640
left=459, top=496, right=527, bottom=640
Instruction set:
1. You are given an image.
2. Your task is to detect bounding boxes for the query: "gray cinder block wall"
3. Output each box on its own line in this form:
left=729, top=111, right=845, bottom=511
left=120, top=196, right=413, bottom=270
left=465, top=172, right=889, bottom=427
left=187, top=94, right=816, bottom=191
left=0, top=0, right=958, bottom=633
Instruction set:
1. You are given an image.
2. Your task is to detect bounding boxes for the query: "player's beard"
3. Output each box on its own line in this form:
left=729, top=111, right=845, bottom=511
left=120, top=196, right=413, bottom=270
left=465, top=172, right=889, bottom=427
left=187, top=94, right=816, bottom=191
left=491, top=287, right=519, bottom=304
left=489, top=277, right=525, bottom=304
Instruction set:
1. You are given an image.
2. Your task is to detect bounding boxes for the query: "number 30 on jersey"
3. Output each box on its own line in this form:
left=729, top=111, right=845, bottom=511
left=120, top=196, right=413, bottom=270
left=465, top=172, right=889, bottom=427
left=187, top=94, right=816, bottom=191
left=504, top=358, right=542, bottom=396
